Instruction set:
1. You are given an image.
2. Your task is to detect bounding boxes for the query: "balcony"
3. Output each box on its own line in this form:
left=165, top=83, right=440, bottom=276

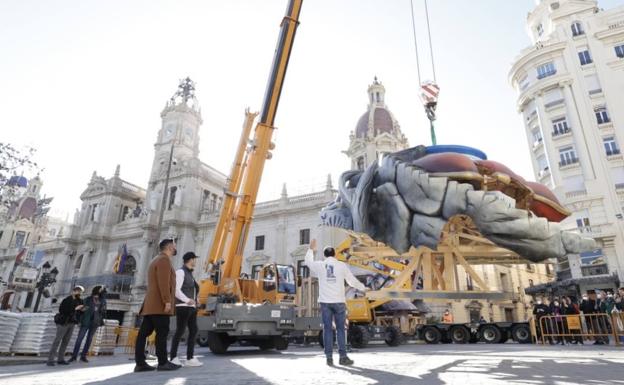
left=556, top=269, right=572, bottom=281
left=58, top=274, right=135, bottom=300
left=552, top=128, right=571, bottom=138
left=568, top=223, right=616, bottom=239
left=559, top=157, right=579, bottom=167
left=581, top=264, right=609, bottom=277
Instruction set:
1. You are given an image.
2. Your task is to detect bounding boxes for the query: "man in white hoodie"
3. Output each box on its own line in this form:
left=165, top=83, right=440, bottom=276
left=305, top=238, right=367, bottom=366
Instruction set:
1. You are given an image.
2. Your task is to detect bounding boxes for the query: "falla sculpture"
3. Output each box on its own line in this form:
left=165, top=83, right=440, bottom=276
left=321, top=144, right=595, bottom=263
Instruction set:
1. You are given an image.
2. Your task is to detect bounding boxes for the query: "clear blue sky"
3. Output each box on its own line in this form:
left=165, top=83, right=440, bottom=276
left=1, top=0, right=621, bottom=218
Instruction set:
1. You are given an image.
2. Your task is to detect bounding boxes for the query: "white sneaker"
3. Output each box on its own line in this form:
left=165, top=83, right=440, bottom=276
left=184, top=358, right=203, bottom=367
left=170, top=357, right=183, bottom=366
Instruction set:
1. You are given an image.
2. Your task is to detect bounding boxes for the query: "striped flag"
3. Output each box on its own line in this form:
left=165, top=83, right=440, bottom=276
left=112, top=244, right=128, bottom=274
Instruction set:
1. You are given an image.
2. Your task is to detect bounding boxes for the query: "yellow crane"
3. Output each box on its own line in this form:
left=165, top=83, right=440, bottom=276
left=195, top=0, right=307, bottom=354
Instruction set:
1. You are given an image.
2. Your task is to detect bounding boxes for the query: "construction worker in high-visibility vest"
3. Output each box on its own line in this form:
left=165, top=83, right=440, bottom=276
left=442, top=309, right=454, bottom=324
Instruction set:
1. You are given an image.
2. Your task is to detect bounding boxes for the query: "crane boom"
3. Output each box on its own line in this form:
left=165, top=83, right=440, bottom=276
left=208, top=0, right=303, bottom=281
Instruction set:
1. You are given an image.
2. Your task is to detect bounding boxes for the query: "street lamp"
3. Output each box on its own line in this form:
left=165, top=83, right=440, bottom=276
left=33, top=262, right=58, bottom=312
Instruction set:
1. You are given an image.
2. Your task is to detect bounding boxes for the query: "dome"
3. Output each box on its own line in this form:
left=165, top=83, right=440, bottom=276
left=355, top=107, right=395, bottom=138
left=7, top=175, right=28, bottom=188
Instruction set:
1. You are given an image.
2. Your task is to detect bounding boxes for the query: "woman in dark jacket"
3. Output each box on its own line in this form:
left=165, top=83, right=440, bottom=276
left=69, top=285, right=107, bottom=363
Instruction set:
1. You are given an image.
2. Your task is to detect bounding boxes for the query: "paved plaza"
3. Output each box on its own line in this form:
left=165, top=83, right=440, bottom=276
left=1, top=343, right=624, bottom=385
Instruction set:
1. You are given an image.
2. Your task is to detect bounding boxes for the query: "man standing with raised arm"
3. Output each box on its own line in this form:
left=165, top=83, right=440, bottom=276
left=305, top=238, right=367, bottom=366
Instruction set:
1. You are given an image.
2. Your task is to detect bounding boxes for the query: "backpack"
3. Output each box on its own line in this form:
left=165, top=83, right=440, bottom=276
left=54, top=312, right=67, bottom=325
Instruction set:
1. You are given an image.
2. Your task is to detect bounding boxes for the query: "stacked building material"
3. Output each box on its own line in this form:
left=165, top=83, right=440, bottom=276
left=10, top=313, right=56, bottom=354
left=90, top=319, right=119, bottom=355
left=0, top=311, right=22, bottom=353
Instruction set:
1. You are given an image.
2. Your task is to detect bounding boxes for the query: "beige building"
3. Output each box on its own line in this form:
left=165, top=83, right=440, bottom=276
left=509, top=0, right=624, bottom=296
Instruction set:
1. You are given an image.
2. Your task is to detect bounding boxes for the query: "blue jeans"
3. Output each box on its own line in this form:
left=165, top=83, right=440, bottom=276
left=72, top=326, right=97, bottom=359
left=321, top=302, right=347, bottom=359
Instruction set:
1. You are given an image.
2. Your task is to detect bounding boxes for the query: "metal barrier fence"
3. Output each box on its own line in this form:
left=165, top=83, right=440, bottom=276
left=537, top=312, right=624, bottom=346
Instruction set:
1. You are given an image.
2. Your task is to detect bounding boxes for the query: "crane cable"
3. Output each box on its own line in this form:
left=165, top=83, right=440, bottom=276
left=409, top=0, right=439, bottom=145
left=409, top=0, right=422, bottom=86
left=423, top=0, right=437, bottom=83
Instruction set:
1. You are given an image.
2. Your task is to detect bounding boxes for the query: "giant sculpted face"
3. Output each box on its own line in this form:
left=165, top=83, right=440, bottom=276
left=321, top=145, right=594, bottom=262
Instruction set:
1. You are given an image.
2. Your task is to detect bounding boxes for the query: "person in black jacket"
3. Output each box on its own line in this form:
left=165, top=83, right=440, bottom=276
left=69, top=285, right=107, bottom=363
left=47, top=286, right=85, bottom=366
left=533, top=298, right=552, bottom=344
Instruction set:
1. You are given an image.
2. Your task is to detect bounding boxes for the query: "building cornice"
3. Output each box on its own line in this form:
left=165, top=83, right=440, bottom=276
left=509, top=41, right=567, bottom=85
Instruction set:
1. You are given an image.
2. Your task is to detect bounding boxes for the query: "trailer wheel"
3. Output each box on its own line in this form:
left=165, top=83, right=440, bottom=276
left=384, top=326, right=404, bottom=347
left=258, top=340, right=275, bottom=351
left=273, top=336, right=289, bottom=351
left=207, top=332, right=231, bottom=354
left=449, top=326, right=470, bottom=344
left=511, top=324, right=531, bottom=344
left=422, top=326, right=442, bottom=344
left=196, top=333, right=209, bottom=348
left=480, top=325, right=502, bottom=344
left=349, top=325, right=370, bottom=348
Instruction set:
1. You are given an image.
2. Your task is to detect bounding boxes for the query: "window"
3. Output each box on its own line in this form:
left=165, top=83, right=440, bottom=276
left=74, top=254, right=84, bottom=274
left=297, top=260, right=309, bottom=278
left=529, top=279, right=534, bottom=287
left=200, top=190, right=210, bottom=211
left=578, top=49, right=593, bottom=65
left=251, top=264, right=262, bottom=279
left=537, top=62, right=556, bottom=79
left=532, top=128, right=543, bottom=146
left=210, top=194, right=217, bottom=212
left=545, top=264, right=552, bottom=275
left=90, top=203, right=98, bottom=222
left=255, top=235, right=265, bottom=251
left=576, top=209, right=590, bottom=229
left=466, top=275, right=474, bottom=291
left=595, top=107, right=611, bottom=124
left=552, top=117, right=570, bottom=136
left=356, top=156, right=365, bottom=171
left=526, top=263, right=534, bottom=272
left=167, top=186, right=177, bottom=210
left=604, top=136, right=620, bottom=156
left=615, top=44, right=624, bottom=58
left=299, top=229, right=310, bottom=245
left=559, top=146, right=578, bottom=166
left=571, top=22, right=584, bottom=37
left=14, top=231, right=26, bottom=248
left=537, top=23, right=544, bottom=37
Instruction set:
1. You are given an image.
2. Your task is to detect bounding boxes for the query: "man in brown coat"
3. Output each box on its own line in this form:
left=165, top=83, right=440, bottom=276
left=134, top=239, right=180, bottom=372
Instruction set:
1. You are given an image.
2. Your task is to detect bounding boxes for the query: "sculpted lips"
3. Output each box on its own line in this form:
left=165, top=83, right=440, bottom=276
left=321, top=145, right=594, bottom=263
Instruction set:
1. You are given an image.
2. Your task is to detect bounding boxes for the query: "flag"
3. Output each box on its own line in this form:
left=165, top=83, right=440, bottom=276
left=112, top=246, right=121, bottom=274
left=118, top=244, right=128, bottom=274
left=14, top=248, right=27, bottom=266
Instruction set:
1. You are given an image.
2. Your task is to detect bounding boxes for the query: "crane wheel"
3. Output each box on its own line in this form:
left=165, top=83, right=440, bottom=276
left=480, top=325, right=502, bottom=344
left=384, top=326, right=404, bottom=347
left=273, top=336, right=289, bottom=351
left=207, top=332, right=231, bottom=354
left=348, top=325, right=370, bottom=349
left=196, top=333, right=209, bottom=348
left=511, top=324, right=531, bottom=344
left=422, top=326, right=442, bottom=344
left=449, top=326, right=470, bottom=344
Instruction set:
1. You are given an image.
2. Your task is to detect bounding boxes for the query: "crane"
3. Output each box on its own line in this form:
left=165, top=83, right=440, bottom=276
left=195, top=0, right=308, bottom=354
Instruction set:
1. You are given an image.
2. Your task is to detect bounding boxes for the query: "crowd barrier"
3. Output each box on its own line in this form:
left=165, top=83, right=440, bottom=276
left=536, top=312, right=624, bottom=346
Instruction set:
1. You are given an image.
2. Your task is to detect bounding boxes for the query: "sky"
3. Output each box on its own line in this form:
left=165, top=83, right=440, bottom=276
left=1, top=0, right=622, bottom=221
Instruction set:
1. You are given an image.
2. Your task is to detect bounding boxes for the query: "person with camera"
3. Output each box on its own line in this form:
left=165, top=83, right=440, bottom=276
left=47, top=286, right=85, bottom=366
left=69, top=285, right=107, bottom=363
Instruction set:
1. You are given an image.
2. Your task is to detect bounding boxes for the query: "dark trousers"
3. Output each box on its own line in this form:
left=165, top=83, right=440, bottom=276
left=135, top=314, right=170, bottom=366
left=48, top=323, right=75, bottom=363
left=170, top=306, right=198, bottom=360
left=321, top=302, right=347, bottom=359
left=72, top=325, right=97, bottom=359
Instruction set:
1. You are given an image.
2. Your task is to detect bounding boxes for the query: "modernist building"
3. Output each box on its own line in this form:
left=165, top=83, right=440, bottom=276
left=509, top=0, right=624, bottom=295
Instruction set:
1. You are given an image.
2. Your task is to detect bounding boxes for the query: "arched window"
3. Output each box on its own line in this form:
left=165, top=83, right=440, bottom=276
left=571, top=21, right=584, bottom=37
left=121, top=255, right=136, bottom=275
